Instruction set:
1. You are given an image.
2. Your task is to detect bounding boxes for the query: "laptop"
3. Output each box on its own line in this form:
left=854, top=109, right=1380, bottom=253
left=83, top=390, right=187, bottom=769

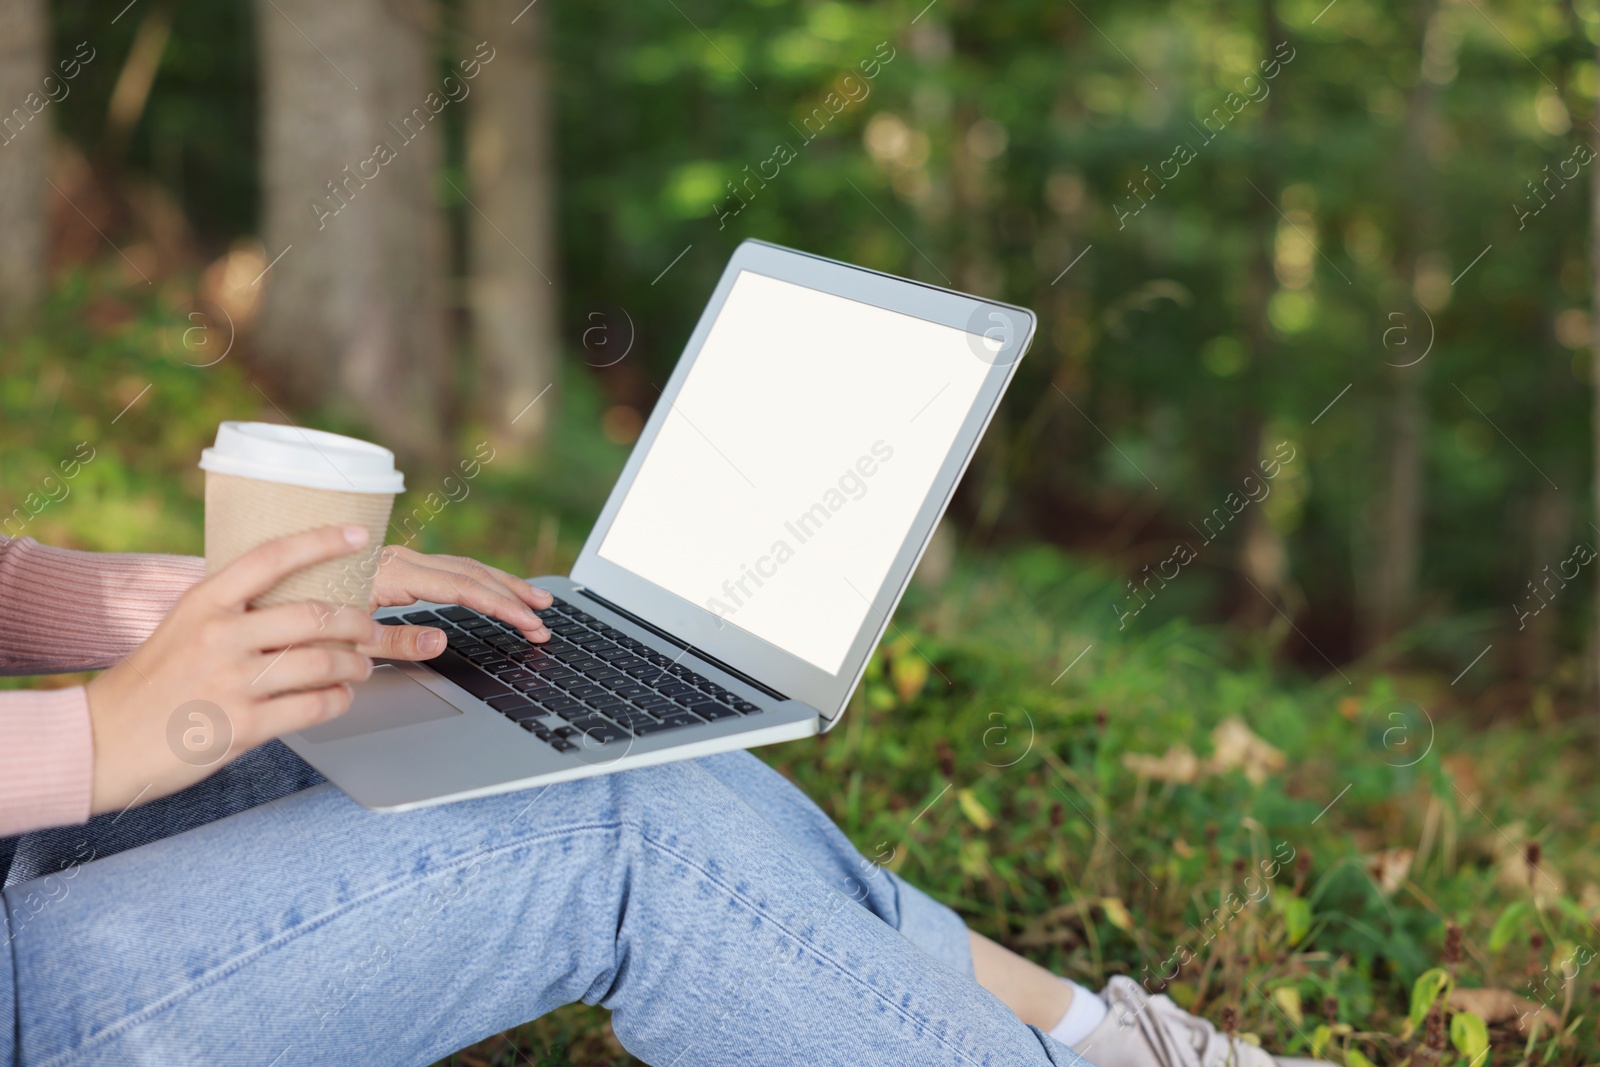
left=283, top=239, right=1036, bottom=811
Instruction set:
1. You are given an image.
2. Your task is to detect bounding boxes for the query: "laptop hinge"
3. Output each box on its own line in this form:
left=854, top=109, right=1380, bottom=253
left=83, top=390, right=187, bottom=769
left=574, top=587, right=790, bottom=702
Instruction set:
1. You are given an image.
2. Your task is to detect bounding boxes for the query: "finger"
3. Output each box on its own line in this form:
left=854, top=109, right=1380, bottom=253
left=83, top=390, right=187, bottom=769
left=390, top=561, right=549, bottom=641
left=366, top=543, right=420, bottom=612
left=372, top=546, right=554, bottom=623
left=248, top=644, right=373, bottom=697
left=435, top=554, right=555, bottom=611
left=205, top=525, right=370, bottom=610
left=255, top=684, right=355, bottom=737
left=235, top=599, right=382, bottom=653
left=359, top=623, right=447, bottom=661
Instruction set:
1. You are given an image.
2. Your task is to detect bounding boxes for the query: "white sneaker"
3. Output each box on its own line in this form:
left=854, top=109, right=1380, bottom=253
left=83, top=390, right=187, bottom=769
left=1069, top=977, right=1329, bottom=1067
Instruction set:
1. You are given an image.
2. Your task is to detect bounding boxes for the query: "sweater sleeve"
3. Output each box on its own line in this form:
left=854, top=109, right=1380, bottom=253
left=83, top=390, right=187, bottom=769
left=0, top=687, right=94, bottom=836
left=0, top=536, right=205, bottom=675
left=0, top=538, right=205, bottom=836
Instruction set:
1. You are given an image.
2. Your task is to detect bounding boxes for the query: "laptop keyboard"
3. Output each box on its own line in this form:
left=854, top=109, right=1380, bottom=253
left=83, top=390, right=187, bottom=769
left=382, top=596, right=762, bottom=753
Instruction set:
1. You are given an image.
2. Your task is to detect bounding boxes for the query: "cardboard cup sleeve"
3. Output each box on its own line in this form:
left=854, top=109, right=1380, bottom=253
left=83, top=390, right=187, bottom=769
left=204, top=471, right=396, bottom=610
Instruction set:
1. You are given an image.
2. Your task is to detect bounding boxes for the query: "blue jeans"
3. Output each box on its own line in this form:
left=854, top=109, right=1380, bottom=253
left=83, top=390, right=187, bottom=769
left=0, top=744, right=1079, bottom=1066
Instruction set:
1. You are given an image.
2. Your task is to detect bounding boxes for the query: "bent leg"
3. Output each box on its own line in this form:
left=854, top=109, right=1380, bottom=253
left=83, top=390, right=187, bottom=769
left=696, top=750, right=974, bottom=976
left=5, top=742, right=971, bottom=977
left=7, top=758, right=1081, bottom=1067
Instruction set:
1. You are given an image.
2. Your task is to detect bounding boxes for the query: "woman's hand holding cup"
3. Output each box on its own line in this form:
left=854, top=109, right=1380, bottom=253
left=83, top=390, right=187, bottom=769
left=85, top=525, right=381, bottom=817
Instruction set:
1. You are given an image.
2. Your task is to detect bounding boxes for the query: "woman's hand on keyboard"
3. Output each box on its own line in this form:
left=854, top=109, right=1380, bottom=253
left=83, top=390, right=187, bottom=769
left=360, top=544, right=552, bottom=660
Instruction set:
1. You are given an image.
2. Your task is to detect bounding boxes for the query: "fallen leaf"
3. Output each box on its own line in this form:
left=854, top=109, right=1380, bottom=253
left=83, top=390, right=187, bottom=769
left=1123, top=718, right=1286, bottom=786
left=889, top=653, right=929, bottom=702
left=1271, top=986, right=1304, bottom=1027
left=1367, top=848, right=1413, bottom=896
left=1206, top=716, right=1285, bottom=784
left=956, top=788, right=994, bottom=831
left=1488, top=823, right=1565, bottom=903
left=1448, top=988, right=1559, bottom=1036
left=1099, top=896, right=1134, bottom=932
left=1310, top=1024, right=1331, bottom=1059
left=1122, top=744, right=1200, bottom=783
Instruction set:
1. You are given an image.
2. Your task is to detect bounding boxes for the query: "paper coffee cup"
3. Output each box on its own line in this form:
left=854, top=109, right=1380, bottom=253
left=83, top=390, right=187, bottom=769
left=199, top=421, right=405, bottom=610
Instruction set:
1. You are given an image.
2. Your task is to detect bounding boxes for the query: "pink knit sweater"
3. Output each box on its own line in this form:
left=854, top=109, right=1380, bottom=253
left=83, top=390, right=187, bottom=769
left=0, top=537, right=205, bottom=836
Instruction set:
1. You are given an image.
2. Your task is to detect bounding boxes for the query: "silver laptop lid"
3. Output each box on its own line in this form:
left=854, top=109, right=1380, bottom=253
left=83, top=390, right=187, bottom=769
left=571, top=239, right=1034, bottom=726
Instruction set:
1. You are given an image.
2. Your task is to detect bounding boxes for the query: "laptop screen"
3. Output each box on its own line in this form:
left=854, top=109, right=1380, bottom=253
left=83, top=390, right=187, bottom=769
left=596, top=269, right=993, bottom=674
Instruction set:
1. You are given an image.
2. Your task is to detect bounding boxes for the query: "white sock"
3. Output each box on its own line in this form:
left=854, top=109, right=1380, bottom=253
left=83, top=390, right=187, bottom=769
left=1047, top=979, right=1108, bottom=1047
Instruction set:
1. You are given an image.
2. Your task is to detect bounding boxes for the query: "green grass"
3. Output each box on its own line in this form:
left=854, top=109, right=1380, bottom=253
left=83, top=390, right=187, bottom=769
left=8, top=277, right=1599, bottom=1065
left=441, top=551, right=1600, bottom=1066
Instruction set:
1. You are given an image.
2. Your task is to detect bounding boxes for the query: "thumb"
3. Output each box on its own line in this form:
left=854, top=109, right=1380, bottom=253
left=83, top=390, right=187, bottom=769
left=361, top=623, right=448, bottom=661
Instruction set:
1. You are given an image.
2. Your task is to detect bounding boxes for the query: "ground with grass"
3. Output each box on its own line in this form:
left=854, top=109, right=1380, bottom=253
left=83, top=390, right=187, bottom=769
left=7, top=281, right=1598, bottom=1066
left=440, top=549, right=1600, bottom=1067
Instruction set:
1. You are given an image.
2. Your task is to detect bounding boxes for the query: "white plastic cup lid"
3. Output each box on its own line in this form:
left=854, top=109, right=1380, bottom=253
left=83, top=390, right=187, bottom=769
left=199, top=421, right=405, bottom=494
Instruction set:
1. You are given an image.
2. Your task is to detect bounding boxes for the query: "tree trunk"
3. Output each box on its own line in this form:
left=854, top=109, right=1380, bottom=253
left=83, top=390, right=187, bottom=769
left=1524, top=486, right=1570, bottom=679
left=1591, top=40, right=1600, bottom=702
left=1236, top=0, right=1286, bottom=628
left=1369, top=369, right=1424, bottom=645
left=1363, top=0, right=1442, bottom=652
left=464, top=0, right=559, bottom=450
left=255, top=0, right=449, bottom=463
left=0, top=0, right=47, bottom=328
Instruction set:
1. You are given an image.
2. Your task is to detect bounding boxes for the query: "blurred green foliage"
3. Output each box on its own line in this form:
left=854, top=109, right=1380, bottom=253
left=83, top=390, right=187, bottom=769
left=0, top=269, right=627, bottom=565
left=46, top=0, right=1600, bottom=672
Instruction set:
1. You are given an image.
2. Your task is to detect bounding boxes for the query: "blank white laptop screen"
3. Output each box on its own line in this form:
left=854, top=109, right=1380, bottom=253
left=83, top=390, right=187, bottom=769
left=597, top=269, right=991, bottom=674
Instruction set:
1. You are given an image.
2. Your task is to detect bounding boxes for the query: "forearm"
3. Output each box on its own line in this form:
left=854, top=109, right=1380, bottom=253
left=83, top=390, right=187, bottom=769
left=0, top=537, right=204, bottom=675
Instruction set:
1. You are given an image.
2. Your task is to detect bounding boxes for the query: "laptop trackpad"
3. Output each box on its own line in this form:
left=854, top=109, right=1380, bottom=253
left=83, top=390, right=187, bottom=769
left=297, top=663, right=463, bottom=744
